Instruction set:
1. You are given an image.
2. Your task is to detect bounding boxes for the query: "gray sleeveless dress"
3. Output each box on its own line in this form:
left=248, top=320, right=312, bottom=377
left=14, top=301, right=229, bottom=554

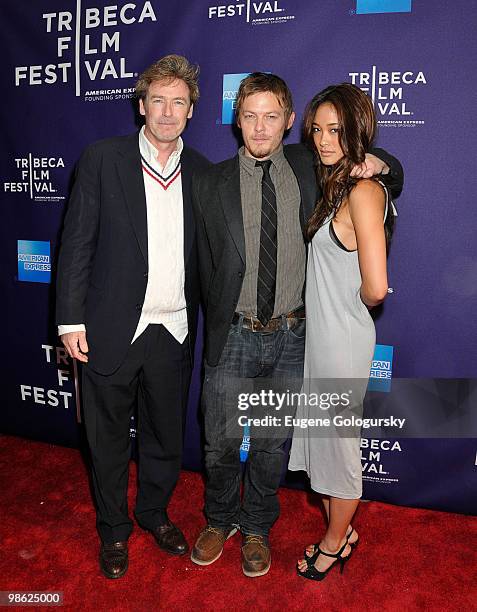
left=288, top=184, right=389, bottom=499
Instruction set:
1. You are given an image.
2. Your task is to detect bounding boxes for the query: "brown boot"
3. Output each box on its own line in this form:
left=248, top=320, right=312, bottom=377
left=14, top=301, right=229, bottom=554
left=190, top=525, right=237, bottom=566
left=241, top=535, right=271, bottom=577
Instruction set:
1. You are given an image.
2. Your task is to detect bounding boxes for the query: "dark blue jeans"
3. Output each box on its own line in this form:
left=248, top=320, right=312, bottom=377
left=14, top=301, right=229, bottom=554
left=202, top=316, right=305, bottom=536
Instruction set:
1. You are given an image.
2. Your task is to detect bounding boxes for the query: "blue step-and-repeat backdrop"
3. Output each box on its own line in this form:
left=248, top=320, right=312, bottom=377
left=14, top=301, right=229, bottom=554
left=2, top=0, right=476, bottom=515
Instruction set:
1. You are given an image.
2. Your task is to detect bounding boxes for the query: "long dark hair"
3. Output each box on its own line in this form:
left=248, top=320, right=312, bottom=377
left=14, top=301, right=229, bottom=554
left=304, top=83, right=393, bottom=246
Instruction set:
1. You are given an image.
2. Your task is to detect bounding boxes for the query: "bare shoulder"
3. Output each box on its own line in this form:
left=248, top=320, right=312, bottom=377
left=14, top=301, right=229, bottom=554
left=348, top=179, right=385, bottom=216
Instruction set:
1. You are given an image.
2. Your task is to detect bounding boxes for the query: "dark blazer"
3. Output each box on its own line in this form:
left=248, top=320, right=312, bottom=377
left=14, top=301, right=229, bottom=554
left=56, top=132, right=210, bottom=375
left=193, top=143, right=403, bottom=367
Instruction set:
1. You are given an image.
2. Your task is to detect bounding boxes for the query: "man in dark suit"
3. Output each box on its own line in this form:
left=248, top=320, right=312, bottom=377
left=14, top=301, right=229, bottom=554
left=191, top=73, right=403, bottom=577
left=56, top=55, right=209, bottom=579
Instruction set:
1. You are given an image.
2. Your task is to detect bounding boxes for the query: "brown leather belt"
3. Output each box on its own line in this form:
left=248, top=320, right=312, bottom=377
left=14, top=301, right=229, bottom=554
left=232, top=306, right=305, bottom=332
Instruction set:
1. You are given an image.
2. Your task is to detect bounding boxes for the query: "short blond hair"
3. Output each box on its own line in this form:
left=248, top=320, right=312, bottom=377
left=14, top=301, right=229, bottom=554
left=135, top=54, right=200, bottom=104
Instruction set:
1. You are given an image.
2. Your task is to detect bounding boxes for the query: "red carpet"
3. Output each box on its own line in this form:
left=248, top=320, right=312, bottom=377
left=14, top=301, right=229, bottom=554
left=0, top=435, right=475, bottom=611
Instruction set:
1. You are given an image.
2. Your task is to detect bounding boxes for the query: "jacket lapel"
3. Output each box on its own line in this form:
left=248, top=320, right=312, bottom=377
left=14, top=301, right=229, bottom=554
left=284, top=147, right=317, bottom=231
left=181, top=148, right=194, bottom=264
left=117, top=133, right=148, bottom=265
left=218, top=157, right=246, bottom=265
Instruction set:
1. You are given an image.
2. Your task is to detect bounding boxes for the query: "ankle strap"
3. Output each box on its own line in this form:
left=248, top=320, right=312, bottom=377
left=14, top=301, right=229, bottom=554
left=318, top=541, right=348, bottom=559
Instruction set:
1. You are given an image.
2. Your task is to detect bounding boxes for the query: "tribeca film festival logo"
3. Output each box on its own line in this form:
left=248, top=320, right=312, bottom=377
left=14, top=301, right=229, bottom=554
left=348, top=67, right=426, bottom=128
left=14, top=1, right=156, bottom=102
left=368, top=344, right=394, bottom=392
left=361, top=438, right=402, bottom=481
left=17, top=240, right=51, bottom=284
left=208, top=0, right=295, bottom=25
left=20, top=345, right=79, bottom=418
left=4, top=155, right=66, bottom=203
left=355, top=0, right=411, bottom=14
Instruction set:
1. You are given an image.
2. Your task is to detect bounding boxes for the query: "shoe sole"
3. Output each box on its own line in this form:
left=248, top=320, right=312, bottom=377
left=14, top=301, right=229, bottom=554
left=242, top=563, right=271, bottom=578
left=190, top=527, right=238, bottom=566
left=160, top=546, right=189, bottom=556
left=157, top=543, right=189, bottom=556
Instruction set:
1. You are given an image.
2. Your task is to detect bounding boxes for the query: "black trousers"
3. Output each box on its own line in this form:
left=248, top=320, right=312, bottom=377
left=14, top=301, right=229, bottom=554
left=82, top=324, right=191, bottom=543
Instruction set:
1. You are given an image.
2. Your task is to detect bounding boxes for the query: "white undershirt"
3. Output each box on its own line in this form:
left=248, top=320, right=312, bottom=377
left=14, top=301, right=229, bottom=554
left=58, top=126, right=188, bottom=344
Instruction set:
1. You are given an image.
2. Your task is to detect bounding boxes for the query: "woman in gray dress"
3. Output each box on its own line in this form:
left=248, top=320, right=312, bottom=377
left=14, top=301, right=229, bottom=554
left=288, top=83, right=395, bottom=581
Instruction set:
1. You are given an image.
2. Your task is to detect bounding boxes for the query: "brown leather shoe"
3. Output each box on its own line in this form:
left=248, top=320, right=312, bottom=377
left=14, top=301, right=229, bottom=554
left=190, top=525, right=238, bottom=566
left=150, top=520, right=189, bottom=556
left=241, top=535, right=271, bottom=577
left=99, top=541, right=128, bottom=579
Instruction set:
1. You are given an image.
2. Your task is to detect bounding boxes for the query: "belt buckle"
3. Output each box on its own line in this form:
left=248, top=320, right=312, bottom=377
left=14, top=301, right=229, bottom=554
left=251, top=316, right=261, bottom=332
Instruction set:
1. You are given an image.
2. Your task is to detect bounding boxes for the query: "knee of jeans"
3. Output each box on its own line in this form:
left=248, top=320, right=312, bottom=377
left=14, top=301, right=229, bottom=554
left=205, top=445, right=241, bottom=467
left=247, top=446, right=285, bottom=462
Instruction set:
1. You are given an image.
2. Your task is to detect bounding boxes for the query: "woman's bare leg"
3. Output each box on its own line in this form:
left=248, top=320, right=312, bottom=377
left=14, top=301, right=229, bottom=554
left=304, top=496, right=358, bottom=559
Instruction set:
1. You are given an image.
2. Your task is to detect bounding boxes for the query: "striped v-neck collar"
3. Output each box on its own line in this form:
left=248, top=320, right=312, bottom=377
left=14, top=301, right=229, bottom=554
left=141, top=155, right=181, bottom=190
left=139, top=126, right=183, bottom=190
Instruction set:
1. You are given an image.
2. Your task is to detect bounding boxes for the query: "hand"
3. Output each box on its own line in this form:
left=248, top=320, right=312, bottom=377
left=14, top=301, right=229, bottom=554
left=61, top=331, right=89, bottom=363
left=350, top=153, right=389, bottom=179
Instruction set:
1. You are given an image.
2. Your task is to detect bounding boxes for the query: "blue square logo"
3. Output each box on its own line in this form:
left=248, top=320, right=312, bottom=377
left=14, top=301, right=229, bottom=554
left=356, top=0, right=412, bottom=14
left=222, top=73, right=251, bottom=125
left=240, top=425, right=250, bottom=462
left=18, top=240, right=51, bottom=283
left=368, top=344, right=393, bottom=392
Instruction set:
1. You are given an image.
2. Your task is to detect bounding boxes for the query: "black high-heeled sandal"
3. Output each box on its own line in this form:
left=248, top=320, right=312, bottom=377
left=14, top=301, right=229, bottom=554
left=297, top=541, right=352, bottom=581
left=304, top=526, right=358, bottom=564
left=347, top=528, right=359, bottom=549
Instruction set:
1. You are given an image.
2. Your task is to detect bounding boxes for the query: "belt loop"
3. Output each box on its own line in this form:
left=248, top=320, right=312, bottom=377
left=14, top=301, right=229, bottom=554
left=239, top=313, right=245, bottom=327
left=280, top=314, right=287, bottom=331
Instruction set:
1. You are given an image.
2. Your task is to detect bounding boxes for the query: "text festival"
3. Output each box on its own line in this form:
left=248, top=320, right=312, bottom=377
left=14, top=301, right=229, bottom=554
left=4, top=157, right=64, bottom=196
left=20, top=345, right=75, bottom=410
left=14, top=2, right=157, bottom=87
